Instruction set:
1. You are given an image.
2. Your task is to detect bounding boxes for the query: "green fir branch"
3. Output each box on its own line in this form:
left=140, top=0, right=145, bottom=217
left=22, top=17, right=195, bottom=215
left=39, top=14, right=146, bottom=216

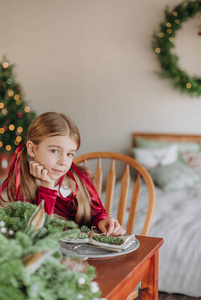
left=0, top=202, right=102, bottom=300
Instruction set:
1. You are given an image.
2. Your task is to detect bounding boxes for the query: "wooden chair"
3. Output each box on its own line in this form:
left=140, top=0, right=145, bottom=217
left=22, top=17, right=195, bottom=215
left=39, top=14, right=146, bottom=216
left=74, top=152, right=155, bottom=235
left=74, top=152, right=156, bottom=300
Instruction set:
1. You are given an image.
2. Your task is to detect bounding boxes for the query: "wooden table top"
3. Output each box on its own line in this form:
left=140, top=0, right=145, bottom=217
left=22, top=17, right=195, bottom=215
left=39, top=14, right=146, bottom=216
left=88, top=235, right=164, bottom=300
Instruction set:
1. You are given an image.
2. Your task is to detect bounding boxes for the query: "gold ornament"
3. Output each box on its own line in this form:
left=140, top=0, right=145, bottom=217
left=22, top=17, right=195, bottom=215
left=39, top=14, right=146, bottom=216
left=186, top=83, right=192, bottom=89
left=2, top=62, right=9, bottom=68
left=9, top=124, right=15, bottom=131
left=14, top=94, right=20, bottom=101
left=16, top=100, right=21, bottom=105
left=1, top=108, right=8, bottom=116
left=24, top=106, right=30, bottom=112
left=16, top=136, right=22, bottom=142
left=14, top=140, right=20, bottom=146
left=155, top=48, right=161, bottom=54
left=6, top=145, right=11, bottom=151
left=17, top=126, right=23, bottom=133
left=7, top=89, right=14, bottom=97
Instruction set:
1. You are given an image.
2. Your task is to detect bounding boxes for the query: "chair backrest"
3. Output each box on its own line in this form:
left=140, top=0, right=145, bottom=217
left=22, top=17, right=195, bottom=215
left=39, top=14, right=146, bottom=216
left=74, top=152, right=156, bottom=236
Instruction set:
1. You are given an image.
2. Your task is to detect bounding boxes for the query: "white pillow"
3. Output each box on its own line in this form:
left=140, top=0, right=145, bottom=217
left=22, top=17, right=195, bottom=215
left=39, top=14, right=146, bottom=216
left=132, top=144, right=178, bottom=169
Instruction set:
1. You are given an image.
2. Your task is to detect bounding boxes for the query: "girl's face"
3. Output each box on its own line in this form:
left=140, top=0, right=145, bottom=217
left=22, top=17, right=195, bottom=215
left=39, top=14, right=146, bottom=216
left=27, top=135, right=77, bottom=185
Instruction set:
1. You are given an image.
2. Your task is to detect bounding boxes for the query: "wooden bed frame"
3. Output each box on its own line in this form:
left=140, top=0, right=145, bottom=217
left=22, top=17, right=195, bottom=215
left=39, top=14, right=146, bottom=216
left=132, top=132, right=201, bottom=146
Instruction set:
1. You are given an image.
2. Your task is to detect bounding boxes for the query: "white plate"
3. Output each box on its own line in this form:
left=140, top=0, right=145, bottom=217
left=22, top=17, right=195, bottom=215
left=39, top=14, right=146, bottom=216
left=59, top=238, right=140, bottom=258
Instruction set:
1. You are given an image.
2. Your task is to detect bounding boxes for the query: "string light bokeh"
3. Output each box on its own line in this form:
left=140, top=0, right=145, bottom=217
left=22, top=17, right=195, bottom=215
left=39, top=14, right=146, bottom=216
left=0, top=56, right=36, bottom=153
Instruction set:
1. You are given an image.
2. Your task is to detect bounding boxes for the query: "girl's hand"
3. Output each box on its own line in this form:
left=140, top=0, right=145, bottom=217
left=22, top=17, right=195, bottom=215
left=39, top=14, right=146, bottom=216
left=29, top=161, right=55, bottom=189
left=98, top=217, right=126, bottom=236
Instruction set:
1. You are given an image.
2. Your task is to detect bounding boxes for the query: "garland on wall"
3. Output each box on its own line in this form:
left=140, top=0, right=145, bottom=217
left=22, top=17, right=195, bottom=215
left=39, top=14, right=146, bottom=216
left=152, top=0, right=201, bottom=97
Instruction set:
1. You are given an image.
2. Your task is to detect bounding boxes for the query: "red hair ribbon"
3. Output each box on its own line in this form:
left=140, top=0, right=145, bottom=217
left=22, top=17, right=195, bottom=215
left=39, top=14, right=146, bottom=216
left=0, top=143, right=25, bottom=204
left=71, top=162, right=100, bottom=203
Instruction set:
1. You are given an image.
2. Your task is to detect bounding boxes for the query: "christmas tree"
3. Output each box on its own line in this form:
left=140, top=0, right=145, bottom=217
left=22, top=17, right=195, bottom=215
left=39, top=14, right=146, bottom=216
left=0, top=56, right=36, bottom=154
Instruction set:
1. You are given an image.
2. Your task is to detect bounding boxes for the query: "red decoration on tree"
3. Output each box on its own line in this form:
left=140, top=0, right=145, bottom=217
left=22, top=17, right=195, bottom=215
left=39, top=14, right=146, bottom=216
left=17, top=112, right=23, bottom=118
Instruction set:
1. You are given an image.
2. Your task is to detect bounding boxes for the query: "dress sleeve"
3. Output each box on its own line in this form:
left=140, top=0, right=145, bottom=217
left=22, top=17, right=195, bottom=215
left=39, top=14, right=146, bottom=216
left=35, top=186, right=57, bottom=215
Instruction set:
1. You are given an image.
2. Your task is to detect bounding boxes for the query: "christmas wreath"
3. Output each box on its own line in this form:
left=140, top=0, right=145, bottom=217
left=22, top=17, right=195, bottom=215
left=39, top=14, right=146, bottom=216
left=152, top=0, right=201, bottom=97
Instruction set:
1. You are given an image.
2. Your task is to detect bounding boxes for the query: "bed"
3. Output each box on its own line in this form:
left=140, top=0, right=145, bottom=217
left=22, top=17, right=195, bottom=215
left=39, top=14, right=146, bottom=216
left=103, top=133, right=201, bottom=297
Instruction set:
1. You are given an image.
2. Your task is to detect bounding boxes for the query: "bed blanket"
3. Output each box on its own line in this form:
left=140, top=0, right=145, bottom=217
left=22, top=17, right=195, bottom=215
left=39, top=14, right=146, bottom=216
left=102, top=181, right=201, bottom=297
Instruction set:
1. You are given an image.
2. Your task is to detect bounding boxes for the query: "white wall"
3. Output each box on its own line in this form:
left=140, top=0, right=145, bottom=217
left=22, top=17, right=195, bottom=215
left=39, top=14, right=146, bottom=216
left=1, top=0, right=201, bottom=156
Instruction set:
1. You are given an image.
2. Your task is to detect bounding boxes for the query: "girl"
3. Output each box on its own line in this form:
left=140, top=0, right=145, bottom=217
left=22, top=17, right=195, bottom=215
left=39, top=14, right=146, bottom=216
left=0, top=112, right=125, bottom=236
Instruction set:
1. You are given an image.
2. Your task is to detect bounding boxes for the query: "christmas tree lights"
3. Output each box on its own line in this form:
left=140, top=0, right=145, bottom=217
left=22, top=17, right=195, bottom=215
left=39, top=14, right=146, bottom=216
left=0, top=56, right=36, bottom=153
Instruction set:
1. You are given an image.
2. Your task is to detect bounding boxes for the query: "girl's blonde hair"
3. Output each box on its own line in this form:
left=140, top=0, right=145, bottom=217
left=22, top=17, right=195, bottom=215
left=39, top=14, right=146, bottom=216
left=8, top=112, right=92, bottom=225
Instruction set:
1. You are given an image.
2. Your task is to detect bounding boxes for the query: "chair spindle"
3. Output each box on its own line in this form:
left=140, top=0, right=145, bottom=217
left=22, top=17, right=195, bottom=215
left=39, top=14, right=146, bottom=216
left=117, top=164, right=130, bottom=227
left=104, top=159, right=116, bottom=216
left=126, top=173, right=141, bottom=235
left=94, top=158, right=103, bottom=196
